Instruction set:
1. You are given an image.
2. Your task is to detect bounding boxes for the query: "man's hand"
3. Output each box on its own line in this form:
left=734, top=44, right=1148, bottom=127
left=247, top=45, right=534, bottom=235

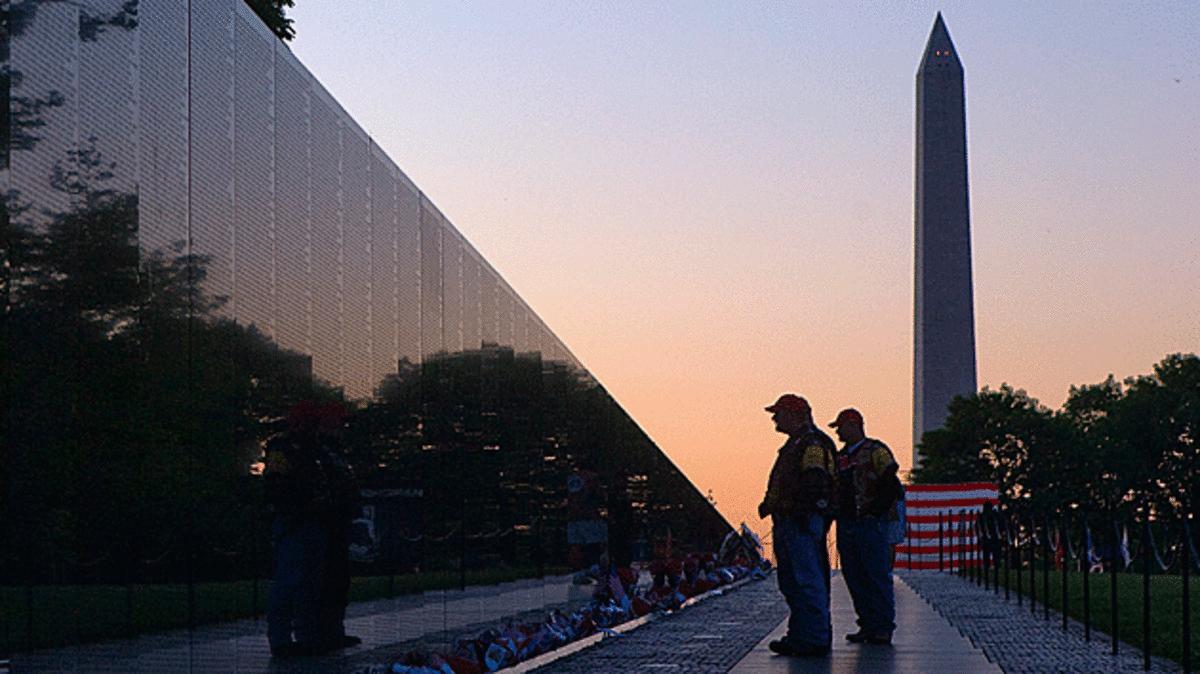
left=757, top=501, right=770, bottom=519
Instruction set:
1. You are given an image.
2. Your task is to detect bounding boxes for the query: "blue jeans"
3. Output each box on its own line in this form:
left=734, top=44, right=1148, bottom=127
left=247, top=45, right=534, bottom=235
left=268, top=518, right=328, bottom=648
left=773, top=513, right=831, bottom=648
left=837, top=518, right=895, bottom=636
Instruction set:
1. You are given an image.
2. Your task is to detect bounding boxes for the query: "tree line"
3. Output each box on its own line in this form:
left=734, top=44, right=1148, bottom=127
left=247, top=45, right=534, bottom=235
left=0, top=144, right=729, bottom=584
left=912, top=354, right=1199, bottom=520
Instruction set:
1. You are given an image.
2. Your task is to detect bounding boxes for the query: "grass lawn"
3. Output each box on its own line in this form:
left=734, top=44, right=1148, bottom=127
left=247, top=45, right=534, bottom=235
left=1, top=566, right=564, bottom=653
left=956, top=563, right=1198, bottom=667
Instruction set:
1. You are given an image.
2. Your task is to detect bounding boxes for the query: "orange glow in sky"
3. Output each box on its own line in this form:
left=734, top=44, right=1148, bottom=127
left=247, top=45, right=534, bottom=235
left=288, top=2, right=1200, bottom=539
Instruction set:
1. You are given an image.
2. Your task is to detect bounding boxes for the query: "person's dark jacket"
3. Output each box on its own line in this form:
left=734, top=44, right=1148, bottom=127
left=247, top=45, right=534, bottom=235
left=759, top=425, right=837, bottom=519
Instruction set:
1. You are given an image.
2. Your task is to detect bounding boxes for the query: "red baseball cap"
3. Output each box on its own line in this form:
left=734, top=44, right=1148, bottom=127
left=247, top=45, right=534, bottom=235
left=765, top=394, right=811, bottom=414
left=829, top=408, right=864, bottom=428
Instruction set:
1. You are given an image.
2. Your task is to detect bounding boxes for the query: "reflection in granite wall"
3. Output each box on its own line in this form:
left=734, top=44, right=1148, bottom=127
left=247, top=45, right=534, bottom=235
left=0, top=0, right=730, bottom=655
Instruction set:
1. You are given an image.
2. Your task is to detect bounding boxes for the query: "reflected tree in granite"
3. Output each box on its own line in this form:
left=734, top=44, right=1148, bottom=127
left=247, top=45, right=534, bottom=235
left=1, top=145, right=334, bottom=585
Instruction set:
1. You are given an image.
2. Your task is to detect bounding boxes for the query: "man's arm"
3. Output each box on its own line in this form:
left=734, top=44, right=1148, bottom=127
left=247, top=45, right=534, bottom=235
left=865, top=464, right=901, bottom=517
left=865, top=442, right=902, bottom=516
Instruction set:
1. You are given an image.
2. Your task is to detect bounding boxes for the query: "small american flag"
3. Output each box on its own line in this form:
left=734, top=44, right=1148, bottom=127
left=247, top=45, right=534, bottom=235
left=894, top=482, right=998, bottom=570
left=608, top=569, right=632, bottom=612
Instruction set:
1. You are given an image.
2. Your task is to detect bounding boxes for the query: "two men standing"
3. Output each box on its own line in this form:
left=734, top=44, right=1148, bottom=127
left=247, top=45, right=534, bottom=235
left=759, top=394, right=902, bottom=657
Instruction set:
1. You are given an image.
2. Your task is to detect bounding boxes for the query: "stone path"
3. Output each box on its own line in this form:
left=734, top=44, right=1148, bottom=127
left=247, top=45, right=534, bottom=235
left=898, top=570, right=1179, bottom=673
left=732, top=573, right=999, bottom=673
left=8, top=574, right=591, bottom=673
left=535, top=575, right=788, bottom=673
left=13, top=569, right=1162, bottom=673
left=540, top=571, right=1000, bottom=673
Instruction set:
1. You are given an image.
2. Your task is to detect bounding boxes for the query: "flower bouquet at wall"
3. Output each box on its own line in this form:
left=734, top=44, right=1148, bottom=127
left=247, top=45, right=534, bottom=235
left=382, top=528, right=769, bottom=673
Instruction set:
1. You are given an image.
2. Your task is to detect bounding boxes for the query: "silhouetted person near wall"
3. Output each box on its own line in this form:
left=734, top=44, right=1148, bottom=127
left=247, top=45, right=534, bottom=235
left=264, top=400, right=361, bottom=656
left=264, top=410, right=329, bottom=656
left=831, top=408, right=902, bottom=645
left=758, top=394, right=837, bottom=657
left=314, top=412, right=363, bottom=651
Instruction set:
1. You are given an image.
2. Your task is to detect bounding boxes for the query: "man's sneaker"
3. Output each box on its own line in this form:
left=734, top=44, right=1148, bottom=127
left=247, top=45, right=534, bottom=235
left=768, top=639, right=794, bottom=655
left=271, top=642, right=324, bottom=658
left=269, top=643, right=299, bottom=659
left=864, top=633, right=892, bottom=645
left=845, top=630, right=869, bottom=643
left=768, top=639, right=829, bottom=657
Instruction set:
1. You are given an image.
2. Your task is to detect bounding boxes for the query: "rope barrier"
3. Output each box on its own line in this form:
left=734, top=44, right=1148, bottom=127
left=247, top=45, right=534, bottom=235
left=1143, top=523, right=1168, bottom=571
left=1186, top=519, right=1200, bottom=573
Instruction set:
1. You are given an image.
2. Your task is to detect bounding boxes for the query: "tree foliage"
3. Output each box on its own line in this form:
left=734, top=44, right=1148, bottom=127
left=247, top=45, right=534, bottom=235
left=2, top=144, right=328, bottom=579
left=2, top=144, right=729, bottom=581
left=244, top=0, right=296, bottom=41
left=911, top=355, right=1200, bottom=518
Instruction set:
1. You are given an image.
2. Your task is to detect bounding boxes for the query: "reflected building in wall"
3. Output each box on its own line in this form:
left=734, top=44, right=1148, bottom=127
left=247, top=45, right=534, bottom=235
left=1, top=0, right=731, bottom=647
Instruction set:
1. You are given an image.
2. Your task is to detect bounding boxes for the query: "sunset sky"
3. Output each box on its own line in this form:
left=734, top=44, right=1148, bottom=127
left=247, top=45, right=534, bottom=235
left=287, top=1, right=1199, bottom=537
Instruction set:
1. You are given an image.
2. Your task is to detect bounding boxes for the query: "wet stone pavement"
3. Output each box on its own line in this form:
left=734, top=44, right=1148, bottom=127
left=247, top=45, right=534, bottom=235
left=897, top=570, right=1179, bottom=673
left=535, top=575, right=788, bottom=674
left=541, top=571, right=1002, bottom=673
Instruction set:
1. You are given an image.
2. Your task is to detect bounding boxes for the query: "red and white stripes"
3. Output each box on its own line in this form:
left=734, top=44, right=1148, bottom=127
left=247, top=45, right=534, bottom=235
left=895, top=482, right=999, bottom=570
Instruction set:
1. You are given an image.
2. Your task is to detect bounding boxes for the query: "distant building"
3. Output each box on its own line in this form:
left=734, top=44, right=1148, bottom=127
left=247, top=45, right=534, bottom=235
left=913, top=13, right=978, bottom=466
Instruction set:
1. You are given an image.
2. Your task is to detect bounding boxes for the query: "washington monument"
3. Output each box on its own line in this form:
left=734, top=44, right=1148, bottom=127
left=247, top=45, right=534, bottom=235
left=913, top=13, right=977, bottom=466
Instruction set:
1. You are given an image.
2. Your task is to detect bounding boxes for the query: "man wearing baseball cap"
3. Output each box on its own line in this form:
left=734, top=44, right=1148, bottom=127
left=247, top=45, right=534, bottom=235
left=829, top=408, right=902, bottom=645
left=757, top=394, right=837, bottom=657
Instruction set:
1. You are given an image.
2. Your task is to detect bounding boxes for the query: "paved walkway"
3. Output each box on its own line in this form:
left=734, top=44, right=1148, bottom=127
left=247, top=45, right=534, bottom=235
left=539, top=572, right=999, bottom=673
left=536, top=575, right=788, bottom=673
left=8, top=575, right=591, bottom=673
left=731, top=573, right=1000, bottom=673
left=898, top=570, right=1179, bottom=673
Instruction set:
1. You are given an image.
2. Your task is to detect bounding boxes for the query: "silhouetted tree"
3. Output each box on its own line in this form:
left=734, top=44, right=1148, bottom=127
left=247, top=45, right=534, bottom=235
left=913, top=355, right=1200, bottom=519
left=244, top=0, right=296, bottom=41
left=2, top=144, right=333, bottom=579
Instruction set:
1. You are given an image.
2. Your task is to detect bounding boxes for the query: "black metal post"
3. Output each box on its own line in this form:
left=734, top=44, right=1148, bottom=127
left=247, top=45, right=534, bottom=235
left=977, top=514, right=983, bottom=585
left=1043, top=517, right=1051, bottom=621
left=1032, top=513, right=1041, bottom=609
left=126, top=579, right=135, bottom=639
left=1183, top=516, right=1191, bottom=674
left=907, top=517, right=913, bottom=570
left=964, top=509, right=970, bottom=579
left=980, top=512, right=987, bottom=590
left=24, top=582, right=33, bottom=652
left=965, top=513, right=972, bottom=581
left=1062, top=517, right=1069, bottom=632
left=252, top=506, right=260, bottom=620
left=974, top=513, right=981, bottom=586
left=994, top=514, right=1001, bottom=595
left=967, top=513, right=974, bottom=582
left=966, top=513, right=972, bottom=580
left=978, top=513, right=985, bottom=588
left=1142, top=517, right=1150, bottom=671
left=1112, top=517, right=1120, bottom=656
left=1016, top=515, right=1024, bottom=607
left=951, top=511, right=958, bottom=575
left=1083, top=515, right=1091, bottom=642
left=938, top=512, right=944, bottom=572
left=1004, top=513, right=1011, bottom=601
left=962, top=509, right=968, bottom=578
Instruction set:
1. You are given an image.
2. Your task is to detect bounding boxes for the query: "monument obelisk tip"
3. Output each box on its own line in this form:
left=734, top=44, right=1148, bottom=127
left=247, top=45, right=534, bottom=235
left=913, top=12, right=977, bottom=467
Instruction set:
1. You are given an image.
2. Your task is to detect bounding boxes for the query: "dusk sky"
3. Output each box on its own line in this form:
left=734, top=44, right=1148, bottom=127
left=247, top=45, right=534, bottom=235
left=287, top=1, right=1199, bottom=536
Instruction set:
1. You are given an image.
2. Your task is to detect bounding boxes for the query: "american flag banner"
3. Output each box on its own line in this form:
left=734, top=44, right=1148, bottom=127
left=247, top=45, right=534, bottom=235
left=894, top=482, right=999, bottom=570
